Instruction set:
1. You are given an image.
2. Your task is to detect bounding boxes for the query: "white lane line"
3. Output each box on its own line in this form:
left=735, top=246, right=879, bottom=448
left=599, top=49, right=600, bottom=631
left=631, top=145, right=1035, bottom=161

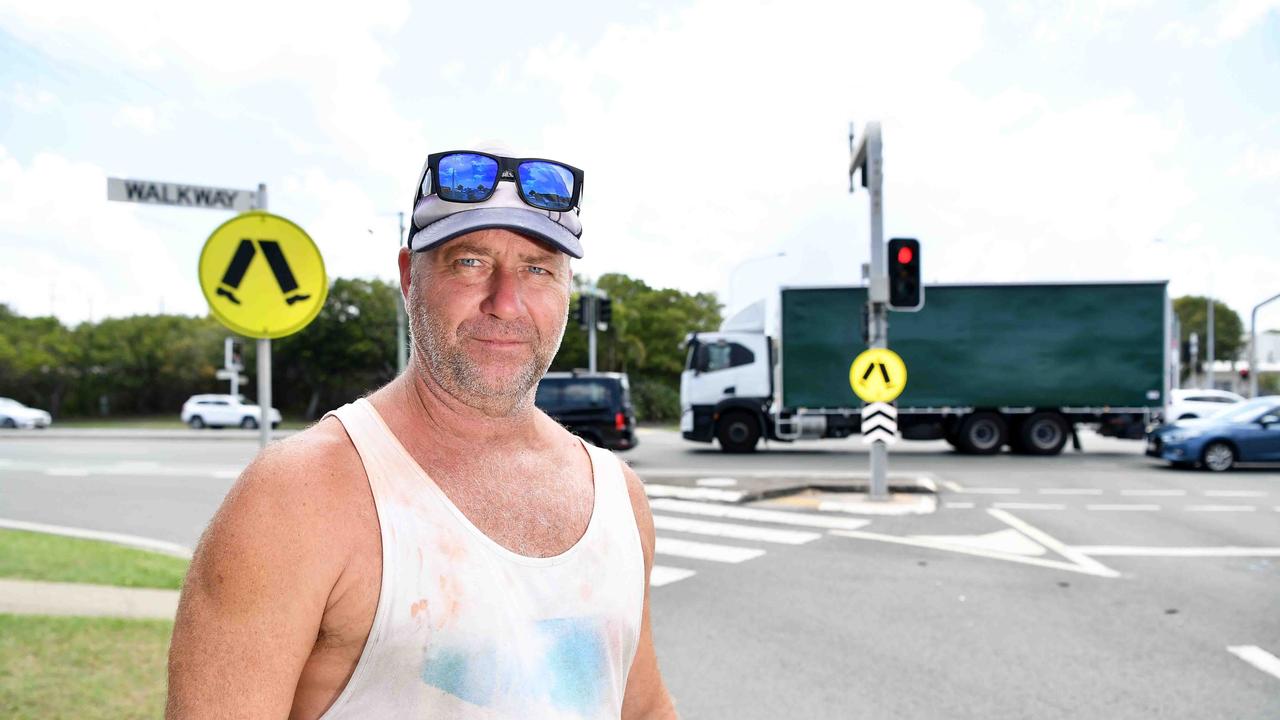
left=1073, top=546, right=1280, bottom=557
left=695, top=477, right=738, bottom=487
left=829, top=526, right=1118, bottom=578
left=944, top=502, right=976, bottom=509
left=1038, top=488, right=1104, bottom=496
left=1086, top=504, right=1161, bottom=512
left=650, top=565, right=696, bottom=587
left=1121, top=489, right=1186, bottom=497
left=988, top=508, right=1120, bottom=578
left=0, top=518, right=193, bottom=558
left=43, top=468, right=90, bottom=477
left=652, top=515, right=821, bottom=545
left=649, top=498, right=870, bottom=530
left=1227, top=646, right=1280, bottom=682
left=940, top=480, right=965, bottom=492
left=655, top=537, right=764, bottom=564
left=211, top=470, right=240, bottom=480
left=991, top=502, right=1066, bottom=511
left=1203, top=490, right=1267, bottom=498
left=1186, top=505, right=1256, bottom=512
left=959, top=488, right=1021, bottom=495
left=817, top=496, right=937, bottom=516
left=643, top=484, right=745, bottom=503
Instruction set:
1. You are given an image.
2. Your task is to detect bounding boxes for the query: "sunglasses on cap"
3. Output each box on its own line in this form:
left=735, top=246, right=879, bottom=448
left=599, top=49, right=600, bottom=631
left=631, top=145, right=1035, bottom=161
left=420, top=151, right=585, bottom=214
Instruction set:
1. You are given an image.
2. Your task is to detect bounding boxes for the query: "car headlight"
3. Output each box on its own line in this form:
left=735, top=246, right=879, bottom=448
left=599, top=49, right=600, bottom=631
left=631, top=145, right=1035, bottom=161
left=1165, top=429, right=1204, bottom=444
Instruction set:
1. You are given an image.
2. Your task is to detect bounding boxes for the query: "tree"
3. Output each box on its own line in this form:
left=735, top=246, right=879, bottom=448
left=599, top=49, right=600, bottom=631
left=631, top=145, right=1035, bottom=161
left=552, top=274, right=722, bottom=421
left=1173, top=296, right=1244, bottom=371
left=273, top=277, right=400, bottom=419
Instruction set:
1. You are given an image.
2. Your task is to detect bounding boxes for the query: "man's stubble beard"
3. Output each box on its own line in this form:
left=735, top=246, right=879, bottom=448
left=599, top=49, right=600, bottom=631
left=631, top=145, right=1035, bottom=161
left=406, top=287, right=567, bottom=418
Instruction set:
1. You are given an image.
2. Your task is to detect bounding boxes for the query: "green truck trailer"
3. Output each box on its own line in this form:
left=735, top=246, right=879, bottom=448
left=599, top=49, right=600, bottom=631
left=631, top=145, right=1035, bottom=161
left=679, top=281, right=1171, bottom=454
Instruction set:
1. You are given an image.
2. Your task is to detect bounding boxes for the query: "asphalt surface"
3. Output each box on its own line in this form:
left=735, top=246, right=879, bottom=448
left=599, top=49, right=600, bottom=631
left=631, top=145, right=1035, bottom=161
left=2, top=427, right=1278, bottom=718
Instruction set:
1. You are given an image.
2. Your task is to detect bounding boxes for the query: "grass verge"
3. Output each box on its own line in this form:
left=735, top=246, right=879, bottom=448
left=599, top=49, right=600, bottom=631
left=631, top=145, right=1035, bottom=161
left=0, top=530, right=189, bottom=590
left=54, top=414, right=309, bottom=430
left=0, top=614, right=171, bottom=720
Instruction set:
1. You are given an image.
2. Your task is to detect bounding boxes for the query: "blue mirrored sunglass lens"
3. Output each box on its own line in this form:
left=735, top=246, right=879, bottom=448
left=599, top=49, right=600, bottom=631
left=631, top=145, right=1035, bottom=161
left=518, top=161, right=575, bottom=211
left=437, top=154, right=499, bottom=202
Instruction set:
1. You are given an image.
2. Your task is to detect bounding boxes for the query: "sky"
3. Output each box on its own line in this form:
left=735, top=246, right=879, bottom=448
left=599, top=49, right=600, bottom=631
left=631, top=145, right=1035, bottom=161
left=1, top=0, right=1278, bottom=333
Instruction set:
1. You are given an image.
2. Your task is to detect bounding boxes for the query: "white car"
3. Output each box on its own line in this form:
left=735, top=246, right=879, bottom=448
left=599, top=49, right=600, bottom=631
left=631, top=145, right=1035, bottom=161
left=1164, top=388, right=1244, bottom=422
left=181, top=394, right=281, bottom=430
left=0, top=397, right=52, bottom=429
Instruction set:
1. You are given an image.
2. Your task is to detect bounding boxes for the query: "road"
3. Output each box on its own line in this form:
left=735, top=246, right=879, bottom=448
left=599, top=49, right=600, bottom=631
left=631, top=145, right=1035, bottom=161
left=2, top=427, right=1278, bottom=718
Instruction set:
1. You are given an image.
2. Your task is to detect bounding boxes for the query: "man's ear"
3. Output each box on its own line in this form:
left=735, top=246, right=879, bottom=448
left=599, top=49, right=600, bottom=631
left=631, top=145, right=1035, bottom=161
left=398, top=247, right=413, bottom=302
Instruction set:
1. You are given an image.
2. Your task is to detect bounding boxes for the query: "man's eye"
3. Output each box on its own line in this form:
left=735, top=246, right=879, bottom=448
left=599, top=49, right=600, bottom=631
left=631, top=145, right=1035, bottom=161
left=528, top=266, right=550, bottom=275
left=456, top=258, right=482, bottom=268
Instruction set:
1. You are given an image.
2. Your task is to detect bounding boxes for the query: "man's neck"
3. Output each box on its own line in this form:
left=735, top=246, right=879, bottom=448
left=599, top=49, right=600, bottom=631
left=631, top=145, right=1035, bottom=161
left=376, top=361, right=544, bottom=455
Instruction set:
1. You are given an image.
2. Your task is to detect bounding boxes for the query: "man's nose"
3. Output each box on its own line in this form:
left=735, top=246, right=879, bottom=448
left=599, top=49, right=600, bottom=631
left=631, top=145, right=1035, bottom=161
left=479, top=266, right=527, bottom=319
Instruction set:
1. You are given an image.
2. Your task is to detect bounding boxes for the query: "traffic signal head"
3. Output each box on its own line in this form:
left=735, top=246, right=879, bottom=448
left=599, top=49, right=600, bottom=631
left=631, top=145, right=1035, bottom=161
left=887, top=237, right=923, bottom=311
left=573, top=296, right=588, bottom=328
left=598, top=298, right=612, bottom=327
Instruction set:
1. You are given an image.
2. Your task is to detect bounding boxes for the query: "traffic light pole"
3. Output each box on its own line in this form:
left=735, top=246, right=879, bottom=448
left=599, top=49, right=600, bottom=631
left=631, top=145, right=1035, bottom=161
left=850, top=122, right=890, bottom=501
left=588, top=292, right=598, bottom=373
left=1250, top=292, right=1280, bottom=398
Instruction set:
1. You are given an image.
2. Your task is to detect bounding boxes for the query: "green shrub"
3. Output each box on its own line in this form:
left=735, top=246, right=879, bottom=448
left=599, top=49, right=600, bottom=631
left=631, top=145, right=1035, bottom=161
left=631, top=377, right=680, bottom=423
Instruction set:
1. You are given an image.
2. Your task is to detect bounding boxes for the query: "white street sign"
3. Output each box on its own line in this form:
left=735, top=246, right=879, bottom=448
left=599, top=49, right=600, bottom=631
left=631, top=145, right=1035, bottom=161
left=214, top=369, right=249, bottom=384
left=107, top=177, right=258, bottom=212
left=861, top=401, right=899, bottom=446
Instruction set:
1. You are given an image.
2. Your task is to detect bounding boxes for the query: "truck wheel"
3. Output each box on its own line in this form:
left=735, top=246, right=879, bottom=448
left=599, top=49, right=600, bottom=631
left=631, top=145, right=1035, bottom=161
left=717, top=411, right=760, bottom=453
left=957, top=413, right=1007, bottom=455
left=1018, top=412, right=1069, bottom=456
left=1201, top=442, right=1235, bottom=472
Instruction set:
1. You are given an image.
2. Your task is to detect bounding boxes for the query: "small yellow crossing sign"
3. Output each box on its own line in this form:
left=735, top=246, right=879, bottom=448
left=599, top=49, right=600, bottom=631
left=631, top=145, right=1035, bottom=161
left=849, top=348, right=908, bottom=403
left=198, top=211, right=327, bottom=339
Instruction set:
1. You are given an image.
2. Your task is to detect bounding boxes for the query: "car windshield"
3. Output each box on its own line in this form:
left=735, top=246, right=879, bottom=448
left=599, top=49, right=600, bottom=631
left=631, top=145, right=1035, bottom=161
left=1210, top=398, right=1275, bottom=423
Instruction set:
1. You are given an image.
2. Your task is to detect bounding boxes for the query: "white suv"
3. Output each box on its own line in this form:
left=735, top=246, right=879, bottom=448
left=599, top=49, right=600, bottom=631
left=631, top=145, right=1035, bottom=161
left=181, top=394, right=281, bottom=430
left=1165, top=388, right=1244, bottom=422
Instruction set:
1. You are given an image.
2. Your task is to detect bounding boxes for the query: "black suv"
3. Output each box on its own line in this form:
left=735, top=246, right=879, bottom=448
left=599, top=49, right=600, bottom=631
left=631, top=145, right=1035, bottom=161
left=535, top=371, right=638, bottom=451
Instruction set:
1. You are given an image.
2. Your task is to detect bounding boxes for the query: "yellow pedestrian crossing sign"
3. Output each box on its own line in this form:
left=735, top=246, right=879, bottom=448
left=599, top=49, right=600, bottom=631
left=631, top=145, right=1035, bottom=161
left=198, top=211, right=327, bottom=339
left=850, top=348, right=907, bottom=403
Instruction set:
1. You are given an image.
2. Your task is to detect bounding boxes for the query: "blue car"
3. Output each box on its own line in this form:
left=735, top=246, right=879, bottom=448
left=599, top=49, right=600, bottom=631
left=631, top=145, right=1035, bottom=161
left=1147, top=396, right=1280, bottom=471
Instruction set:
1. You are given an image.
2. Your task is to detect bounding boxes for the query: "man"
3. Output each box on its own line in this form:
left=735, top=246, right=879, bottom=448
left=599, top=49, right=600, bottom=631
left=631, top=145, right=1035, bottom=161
left=167, top=147, right=678, bottom=719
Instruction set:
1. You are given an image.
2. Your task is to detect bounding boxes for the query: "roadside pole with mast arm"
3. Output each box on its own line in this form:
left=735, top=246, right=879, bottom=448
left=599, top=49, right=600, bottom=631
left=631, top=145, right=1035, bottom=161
left=1251, top=292, right=1280, bottom=398
left=849, top=122, right=891, bottom=501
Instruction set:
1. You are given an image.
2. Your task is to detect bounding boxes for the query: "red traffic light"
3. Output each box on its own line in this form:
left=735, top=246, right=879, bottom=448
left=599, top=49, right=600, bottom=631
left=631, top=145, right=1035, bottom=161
left=897, top=246, right=914, bottom=265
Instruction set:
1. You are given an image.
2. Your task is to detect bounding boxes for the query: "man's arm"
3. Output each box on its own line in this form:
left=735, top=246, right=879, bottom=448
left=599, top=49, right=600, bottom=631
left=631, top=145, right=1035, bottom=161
left=620, top=462, right=679, bottom=720
left=166, top=423, right=361, bottom=718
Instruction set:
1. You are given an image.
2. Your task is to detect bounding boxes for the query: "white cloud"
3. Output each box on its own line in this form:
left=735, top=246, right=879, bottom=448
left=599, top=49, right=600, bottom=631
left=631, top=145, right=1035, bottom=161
left=8, top=82, right=56, bottom=112
left=0, top=146, right=204, bottom=323
left=1228, top=144, right=1280, bottom=182
left=1160, top=0, right=1280, bottom=45
left=111, top=103, right=172, bottom=134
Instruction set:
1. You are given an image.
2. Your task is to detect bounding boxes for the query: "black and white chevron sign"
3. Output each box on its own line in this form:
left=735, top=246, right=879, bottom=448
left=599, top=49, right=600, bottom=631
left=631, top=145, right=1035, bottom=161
left=861, top=402, right=898, bottom=445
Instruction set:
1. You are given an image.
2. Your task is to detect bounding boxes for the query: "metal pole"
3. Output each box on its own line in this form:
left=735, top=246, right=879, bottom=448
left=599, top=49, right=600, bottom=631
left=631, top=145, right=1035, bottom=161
left=257, top=182, right=272, bottom=448
left=1206, top=296, right=1215, bottom=390
left=848, top=122, right=891, bottom=501
left=1251, top=292, right=1280, bottom=398
left=588, top=292, right=598, bottom=373
left=396, top=211, right=408, bottom=373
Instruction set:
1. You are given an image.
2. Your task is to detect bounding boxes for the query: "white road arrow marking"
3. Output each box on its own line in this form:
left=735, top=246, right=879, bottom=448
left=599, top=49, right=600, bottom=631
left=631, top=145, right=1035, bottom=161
left=1227, top=646, right=1280, bottom=681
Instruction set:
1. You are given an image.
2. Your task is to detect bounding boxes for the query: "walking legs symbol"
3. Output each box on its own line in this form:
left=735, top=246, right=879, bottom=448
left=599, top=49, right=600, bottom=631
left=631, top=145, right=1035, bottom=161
left=217, top=239, right=312, bottom=306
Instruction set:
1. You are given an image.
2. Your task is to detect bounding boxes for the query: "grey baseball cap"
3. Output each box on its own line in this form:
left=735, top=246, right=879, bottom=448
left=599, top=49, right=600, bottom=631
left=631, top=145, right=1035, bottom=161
left=408, top=146, right=584, bottom=259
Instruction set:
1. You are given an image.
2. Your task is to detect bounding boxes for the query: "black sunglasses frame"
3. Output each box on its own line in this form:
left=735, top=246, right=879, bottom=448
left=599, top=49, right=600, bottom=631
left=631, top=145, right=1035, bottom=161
left=417, top=151, right=584, bottom=223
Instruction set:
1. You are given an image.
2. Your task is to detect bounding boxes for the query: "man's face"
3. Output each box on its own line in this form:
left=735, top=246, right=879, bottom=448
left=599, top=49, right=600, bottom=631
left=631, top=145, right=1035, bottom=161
left=403, top=228, right=571, bottom=416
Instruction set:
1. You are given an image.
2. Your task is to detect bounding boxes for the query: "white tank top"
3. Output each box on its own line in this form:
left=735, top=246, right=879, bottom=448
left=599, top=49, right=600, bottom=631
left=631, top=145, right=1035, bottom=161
left=318, top=398, right=645, bottom=720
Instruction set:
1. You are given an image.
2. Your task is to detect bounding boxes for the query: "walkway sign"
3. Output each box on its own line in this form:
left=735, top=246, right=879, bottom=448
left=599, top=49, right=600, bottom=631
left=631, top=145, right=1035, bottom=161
left=198, top=211, right=327, bottom=339
left=108, top=177, right=258, bottom=212
left=850, top=348, right=908, bottom=403
left=861, top=402, right=898, bottom=445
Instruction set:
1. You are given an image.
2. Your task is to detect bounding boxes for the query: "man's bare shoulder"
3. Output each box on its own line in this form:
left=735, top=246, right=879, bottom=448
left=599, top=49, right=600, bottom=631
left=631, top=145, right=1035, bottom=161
left=198, top=416, right=369, bottom=564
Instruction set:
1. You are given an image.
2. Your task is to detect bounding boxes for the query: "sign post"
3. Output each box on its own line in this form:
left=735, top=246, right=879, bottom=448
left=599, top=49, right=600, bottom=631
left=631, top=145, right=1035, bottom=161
left=198, top=197, right=326, bottom=448
left=849, top=122, right=893, bottom=500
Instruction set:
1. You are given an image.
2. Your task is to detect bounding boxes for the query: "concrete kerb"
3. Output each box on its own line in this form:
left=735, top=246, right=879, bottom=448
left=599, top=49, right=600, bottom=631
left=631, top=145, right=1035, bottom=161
left=0, top=428, right=299, bottom=441
left=0, top=519, right=192, bottom=619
